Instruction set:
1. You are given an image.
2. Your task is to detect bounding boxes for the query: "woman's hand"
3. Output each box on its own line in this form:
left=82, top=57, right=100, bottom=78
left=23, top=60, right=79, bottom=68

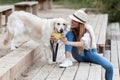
left=50, top=35, right=58, bottom=42
left=60, top=37, right=69, bottom=44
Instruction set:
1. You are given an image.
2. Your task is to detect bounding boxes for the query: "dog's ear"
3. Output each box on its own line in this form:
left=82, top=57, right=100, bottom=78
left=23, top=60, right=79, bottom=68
left=65, top=21, right=70, bottom=31
left=52, top=18, right=58, bottom=33
left=64, top=23, right=67, bottom=30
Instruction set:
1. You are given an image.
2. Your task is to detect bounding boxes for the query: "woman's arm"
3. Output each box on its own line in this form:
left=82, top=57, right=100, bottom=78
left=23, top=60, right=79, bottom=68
left=60, top=37, right=85, bottom=47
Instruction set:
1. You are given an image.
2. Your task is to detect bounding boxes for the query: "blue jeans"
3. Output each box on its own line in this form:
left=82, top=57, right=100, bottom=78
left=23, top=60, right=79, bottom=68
left=65, top=31, right=113, bottom=80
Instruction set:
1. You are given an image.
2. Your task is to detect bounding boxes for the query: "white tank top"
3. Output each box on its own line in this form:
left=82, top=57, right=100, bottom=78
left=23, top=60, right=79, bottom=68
left=81, top=24, right=97, bottom=50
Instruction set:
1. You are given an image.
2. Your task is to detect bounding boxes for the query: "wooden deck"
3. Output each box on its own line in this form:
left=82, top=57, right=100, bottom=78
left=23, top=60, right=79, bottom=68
left=0, top=42, right=103, bottom=80
left=104, top=23, right=120, bottom=80
left=15, top=44, right=102, bottom=80
left=0, top=8, right=109, bottom=80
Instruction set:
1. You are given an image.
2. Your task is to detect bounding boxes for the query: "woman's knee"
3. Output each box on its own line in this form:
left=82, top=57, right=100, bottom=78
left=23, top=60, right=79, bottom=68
left=104, top=63, right=113, bottom=72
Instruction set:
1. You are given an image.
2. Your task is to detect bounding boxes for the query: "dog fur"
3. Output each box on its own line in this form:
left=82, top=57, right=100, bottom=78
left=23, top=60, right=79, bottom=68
left=3, top=11, right=68, bottom=63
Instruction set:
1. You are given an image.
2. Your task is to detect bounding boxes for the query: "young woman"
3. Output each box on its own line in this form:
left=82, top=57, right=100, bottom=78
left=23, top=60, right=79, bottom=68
left=59, top=9, right=113, bottom=80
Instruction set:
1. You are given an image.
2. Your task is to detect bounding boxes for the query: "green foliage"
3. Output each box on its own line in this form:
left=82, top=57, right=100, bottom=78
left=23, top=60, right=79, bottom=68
left=53, top=0, right=101, bottom=9
left=54, top=0, right=120, bottom=22
left=1, top=0, right=120, bottom=22
left=101, top=0, right=120, bottom=22
left=0, top=0, right=22, bottom=4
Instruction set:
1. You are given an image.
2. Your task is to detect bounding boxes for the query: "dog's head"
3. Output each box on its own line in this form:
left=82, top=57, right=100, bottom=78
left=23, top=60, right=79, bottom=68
left=53, top=18, right=68, bottom=34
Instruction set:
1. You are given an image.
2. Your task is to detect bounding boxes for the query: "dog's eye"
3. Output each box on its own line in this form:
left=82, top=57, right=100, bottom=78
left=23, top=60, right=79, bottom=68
left=63, top=23, right=66, bottom=25
left=57, top=23, right=60, bottom=25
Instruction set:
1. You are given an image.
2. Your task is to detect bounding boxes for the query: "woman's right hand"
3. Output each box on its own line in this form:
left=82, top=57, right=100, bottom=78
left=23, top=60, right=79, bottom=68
left=60, top=37, right=69, bottom=44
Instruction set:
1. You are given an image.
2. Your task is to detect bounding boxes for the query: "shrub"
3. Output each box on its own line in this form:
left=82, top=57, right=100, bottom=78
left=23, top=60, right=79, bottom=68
left=0, top=0, right=22, bottom=4
left=53, top=0, right=101, bottom=9
left=101, top=0, right=120, bottom=22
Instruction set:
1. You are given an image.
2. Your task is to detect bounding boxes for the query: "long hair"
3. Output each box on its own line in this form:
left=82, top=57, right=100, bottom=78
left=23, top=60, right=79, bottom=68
left=71, top=23, right=92, bottom=53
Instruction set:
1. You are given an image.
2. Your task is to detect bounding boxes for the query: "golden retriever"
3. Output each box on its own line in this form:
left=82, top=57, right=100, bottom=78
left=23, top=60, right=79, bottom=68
left=3, top=11, right=68, bottom=64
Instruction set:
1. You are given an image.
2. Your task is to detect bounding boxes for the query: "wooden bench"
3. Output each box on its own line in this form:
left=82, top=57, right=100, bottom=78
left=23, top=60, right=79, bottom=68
left=0, top=10, right=107, bottom=79
left=104, top=23, right=120, bottom=80
left=0, top=6, right=13, bottom=28
left=81, top=8, right=102, bottom=14
left=14, top=1, right=38, bottom=15
left=36, top=0, right=53, bottom=10
left=88, top=14, right=108, bottom=53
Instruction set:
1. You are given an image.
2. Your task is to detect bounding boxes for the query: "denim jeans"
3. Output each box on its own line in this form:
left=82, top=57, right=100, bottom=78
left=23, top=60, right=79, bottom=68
left=65, top=31, right=113, bottom=80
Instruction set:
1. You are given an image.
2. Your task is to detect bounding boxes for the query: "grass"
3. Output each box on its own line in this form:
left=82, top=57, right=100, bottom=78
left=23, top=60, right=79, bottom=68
left=53, top=0, right=102, bottom=9
left=1, top=0, right=102, bottom=9
left=0, top=0, right=22, bottom=4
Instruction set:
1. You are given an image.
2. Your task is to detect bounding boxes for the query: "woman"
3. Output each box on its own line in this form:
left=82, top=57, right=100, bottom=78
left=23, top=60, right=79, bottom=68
left=59, top=9, right=113, bottom=80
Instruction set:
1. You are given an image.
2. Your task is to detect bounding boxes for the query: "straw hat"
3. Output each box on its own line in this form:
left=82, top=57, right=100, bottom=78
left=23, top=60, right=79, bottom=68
left=69, top=9, right=88, bottom=24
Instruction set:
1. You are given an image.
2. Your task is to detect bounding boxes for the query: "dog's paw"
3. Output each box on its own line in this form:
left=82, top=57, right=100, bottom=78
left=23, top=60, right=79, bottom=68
left=40, top=56, right=46, bottom=61
left=10, top=47, right=17, bottom=51
left=48, top=59, right=53, bottom=64
left=10, top=45, right=19, bottom=51
left=48, top=60, right=57, bottom=64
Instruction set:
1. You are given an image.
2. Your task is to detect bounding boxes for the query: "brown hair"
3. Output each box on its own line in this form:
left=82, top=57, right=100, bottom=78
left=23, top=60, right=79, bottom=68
left=71, top=23, right=92, bottom=53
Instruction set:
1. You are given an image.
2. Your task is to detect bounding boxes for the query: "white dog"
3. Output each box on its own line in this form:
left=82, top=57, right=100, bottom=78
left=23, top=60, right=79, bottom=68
left=3, top=11, right=68, bottom=63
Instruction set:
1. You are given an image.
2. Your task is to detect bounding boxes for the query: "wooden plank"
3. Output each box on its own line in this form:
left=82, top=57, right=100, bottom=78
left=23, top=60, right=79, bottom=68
left=0, top=40, right=40, bottom=80
left=116, top=23, right=120, bottom=79
left=111, top=23, right=119, bottom=45
left=32, top=64, right=56, bottom=80
left=111, top=40, right=119, bottom=68
left=88, top=64, right=101, bottom=80
left=88, top=14, right=95, bottom=25
left=74, top=63, right=90, bottom=80
left=88, top=55, right=102, bottom=80
left=113, top=68, right=120, bottom=80
left=16, top=58, right=47, bottom=80
left=106, top=24, right=111, bottom=41
left=0, top=6, right=13, bottom=27
left=98, top=14, right=108, bottom=45
left=110, top=23, right=120, bottom=80
left=94, top=14, right=103, bottom=43
left=109, top=23, right=120, bottom=80
left=46, top=64, right=65, bottom=80
left=91, top=15, right=100, bottom=30
left=0, top=6, right=13, bottom=12
left=104, top=50, right=110, bottom=62
left=116, top=40, right=120, bottom=80
left=0, top=12, right=2, bottom=28
left=117, top=40, right=120, bottom=78
left=60, top=62, right=79, bottom=80
left=14, top=1, right=38, bottom=6
left=97, top=14, right=108, bottom=53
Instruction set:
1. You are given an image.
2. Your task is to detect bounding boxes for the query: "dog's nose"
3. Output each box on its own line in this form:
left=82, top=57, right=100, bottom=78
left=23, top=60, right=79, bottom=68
left=60, top=29, right=63, bottom=33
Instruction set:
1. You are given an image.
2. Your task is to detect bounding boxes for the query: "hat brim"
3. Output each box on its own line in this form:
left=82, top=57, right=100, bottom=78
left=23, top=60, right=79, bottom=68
left=69, top=15, right=84, bottom=24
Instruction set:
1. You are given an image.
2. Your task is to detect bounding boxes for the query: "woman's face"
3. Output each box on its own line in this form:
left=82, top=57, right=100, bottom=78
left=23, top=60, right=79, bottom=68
left=70, top=20, right=80, bottom=28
